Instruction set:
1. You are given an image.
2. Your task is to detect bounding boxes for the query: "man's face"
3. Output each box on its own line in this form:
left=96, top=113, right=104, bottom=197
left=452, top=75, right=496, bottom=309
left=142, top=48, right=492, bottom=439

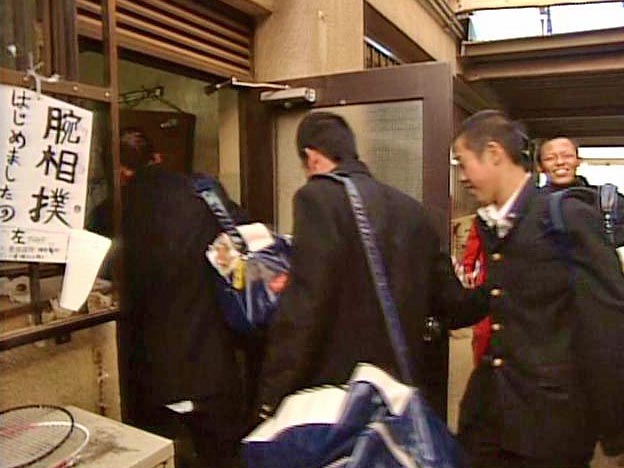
left=453, top=136, right=498, bottom=205
left=539, top=138, right=580, bottom=187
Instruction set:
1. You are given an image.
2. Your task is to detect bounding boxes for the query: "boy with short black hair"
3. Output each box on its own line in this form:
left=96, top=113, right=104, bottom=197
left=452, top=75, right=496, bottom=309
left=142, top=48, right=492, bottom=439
left=454, top=110, right=624, bottom=468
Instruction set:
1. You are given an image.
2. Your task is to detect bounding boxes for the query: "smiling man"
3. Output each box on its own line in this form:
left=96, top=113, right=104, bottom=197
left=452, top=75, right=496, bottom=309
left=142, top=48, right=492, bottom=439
left=539, top=136, right=624, bottom=251
left=538, top=136, right=589, bottom=190
left=453, top=110, right=624, bottom=468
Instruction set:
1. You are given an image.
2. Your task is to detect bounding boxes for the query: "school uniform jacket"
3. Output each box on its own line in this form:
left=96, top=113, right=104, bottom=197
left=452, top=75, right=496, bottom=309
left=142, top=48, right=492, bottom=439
left=459, top=181, right=624, bottom=459
left=120, top=165, right=244, bottom=419
left=258, top=159, right=487, bottom=413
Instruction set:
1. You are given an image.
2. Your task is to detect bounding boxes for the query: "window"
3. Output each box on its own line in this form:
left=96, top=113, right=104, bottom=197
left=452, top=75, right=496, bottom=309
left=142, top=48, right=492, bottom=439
left=468, top=2, right=624, bottom=41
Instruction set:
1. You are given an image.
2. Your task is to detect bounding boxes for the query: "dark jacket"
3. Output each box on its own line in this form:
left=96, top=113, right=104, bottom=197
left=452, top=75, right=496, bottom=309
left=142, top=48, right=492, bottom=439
left=459, top=182, right=624, bottom=459
left=542, top=175, right=624, bottom=248
left=541, top=175, right=590, bottom=193
left=258, top=159, right=486, bottom=411
left=120, top=165, right=244, bottom=415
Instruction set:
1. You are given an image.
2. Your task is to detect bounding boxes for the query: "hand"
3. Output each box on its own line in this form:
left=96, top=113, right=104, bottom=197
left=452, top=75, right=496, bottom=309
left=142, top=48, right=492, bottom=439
left=453, top=258, right=480, bottom=289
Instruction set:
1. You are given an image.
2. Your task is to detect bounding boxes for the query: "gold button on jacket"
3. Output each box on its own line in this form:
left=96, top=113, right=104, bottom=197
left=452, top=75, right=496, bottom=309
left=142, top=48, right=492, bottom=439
left=492, top=358, right=504, bottom=367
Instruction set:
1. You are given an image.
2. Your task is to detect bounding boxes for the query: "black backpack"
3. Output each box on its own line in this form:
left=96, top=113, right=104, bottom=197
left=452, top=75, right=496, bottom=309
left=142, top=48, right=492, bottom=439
left=548, top=183, right=622, bottom=247
left=547, top=184, right=624, bottom=456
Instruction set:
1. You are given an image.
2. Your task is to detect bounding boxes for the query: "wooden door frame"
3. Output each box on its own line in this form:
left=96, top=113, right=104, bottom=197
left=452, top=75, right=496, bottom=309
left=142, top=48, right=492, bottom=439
left=239, top=62, right=454, bottom=242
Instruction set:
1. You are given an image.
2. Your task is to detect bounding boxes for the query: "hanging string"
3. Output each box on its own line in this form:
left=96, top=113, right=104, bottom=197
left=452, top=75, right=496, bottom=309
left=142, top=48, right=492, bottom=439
left=23, top=52, right=60, bottom=99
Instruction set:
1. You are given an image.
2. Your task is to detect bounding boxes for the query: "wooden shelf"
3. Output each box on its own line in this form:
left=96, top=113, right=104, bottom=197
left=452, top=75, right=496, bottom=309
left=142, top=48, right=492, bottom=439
left=0, top=307, right=119, bottom=352
left=0, top=263, right=64, bottom=279
left=0, top=300, right=50, bottom=319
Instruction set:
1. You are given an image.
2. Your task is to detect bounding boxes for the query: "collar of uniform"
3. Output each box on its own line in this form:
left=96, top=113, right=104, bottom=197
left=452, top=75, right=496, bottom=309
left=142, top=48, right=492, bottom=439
left=334, top=158, right=372, bottom=177
left=477, top=173, right=531, bottom=238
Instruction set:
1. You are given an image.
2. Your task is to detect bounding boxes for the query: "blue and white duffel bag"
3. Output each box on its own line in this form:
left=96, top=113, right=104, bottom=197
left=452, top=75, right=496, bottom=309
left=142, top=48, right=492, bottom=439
left=243, top=174, right=464, bottom=468
left=243, top=363, right=463, bottom=468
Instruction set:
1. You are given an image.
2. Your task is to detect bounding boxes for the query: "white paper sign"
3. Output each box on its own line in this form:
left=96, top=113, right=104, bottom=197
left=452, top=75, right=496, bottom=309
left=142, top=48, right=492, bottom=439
left=0, top=85, right=93, bottom=262
left=60, top=229, right=111, bottom=310
left=0, top=226, right=68, bottom=262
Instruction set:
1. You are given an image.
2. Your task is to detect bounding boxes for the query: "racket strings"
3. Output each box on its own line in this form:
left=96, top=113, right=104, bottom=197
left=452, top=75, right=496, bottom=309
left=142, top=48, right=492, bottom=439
left=2, top=425, right=71, bottom=462
left=0, top=405, right=74, bottom=468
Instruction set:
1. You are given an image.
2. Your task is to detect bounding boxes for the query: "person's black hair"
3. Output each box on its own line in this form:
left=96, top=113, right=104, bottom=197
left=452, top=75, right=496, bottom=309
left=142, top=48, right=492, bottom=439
left=120, top=127, right=154, bottom=170
left=296, top=112, right=358, bottom=163
left=537, top=136, right=579, bottom=163
left=456, top=110, right=528, bottom=167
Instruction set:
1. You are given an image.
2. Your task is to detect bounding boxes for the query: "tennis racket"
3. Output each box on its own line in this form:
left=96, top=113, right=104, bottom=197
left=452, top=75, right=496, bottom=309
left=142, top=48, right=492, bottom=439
left=0, top=405, right=75, bottom=468
left=47, top=422, right=90, bottom=468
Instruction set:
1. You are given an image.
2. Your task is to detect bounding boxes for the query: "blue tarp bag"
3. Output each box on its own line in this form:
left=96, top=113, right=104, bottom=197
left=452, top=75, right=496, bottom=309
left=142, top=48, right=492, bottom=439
left=243, top=364, right=463, bottom=468
left=242, top=173, right=463, bottom=468
left=194, top=176, right=291, bottom=334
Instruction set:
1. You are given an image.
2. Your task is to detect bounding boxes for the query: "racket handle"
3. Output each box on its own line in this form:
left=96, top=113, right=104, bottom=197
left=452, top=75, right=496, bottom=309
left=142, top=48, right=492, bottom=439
left=51, top=456, right=79, bottom=468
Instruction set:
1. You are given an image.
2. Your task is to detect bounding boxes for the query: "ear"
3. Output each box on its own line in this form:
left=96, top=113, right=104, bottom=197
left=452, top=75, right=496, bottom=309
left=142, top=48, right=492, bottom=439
left=304, top=147, right=321, bottom=159
left=571, top=155, right=581, bottom=170
left=486, top=141, right=506, bottom=165
left=303, top=147, right=323, bottom=166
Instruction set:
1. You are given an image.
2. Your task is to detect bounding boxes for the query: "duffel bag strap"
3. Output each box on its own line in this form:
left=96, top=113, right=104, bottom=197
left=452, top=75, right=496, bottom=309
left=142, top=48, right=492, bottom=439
left=320, top=172, right=414, bottom=385
left=193, top=176, right=247, bottom=252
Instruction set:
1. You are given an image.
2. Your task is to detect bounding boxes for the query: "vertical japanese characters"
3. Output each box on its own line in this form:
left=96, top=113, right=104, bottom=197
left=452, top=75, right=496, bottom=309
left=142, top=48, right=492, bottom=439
left=0, top=85, right=93, bottom=262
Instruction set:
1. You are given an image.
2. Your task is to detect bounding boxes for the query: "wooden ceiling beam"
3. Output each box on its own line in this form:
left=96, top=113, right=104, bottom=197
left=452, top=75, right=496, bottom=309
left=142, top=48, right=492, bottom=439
left=524, top=115, right=624, bottom=138
left=462, top=27, right=624, bottom=58
left=462, top=51, right=624, bottom=81
left=514, top=106, right=624, bottom=120
left=453, top=76, right=504, bottom=113
left=461, top=28, right=624, bottom=81
left=456, top=16, right=624, bottom=139
left=575, top=136, right=624, bottom=146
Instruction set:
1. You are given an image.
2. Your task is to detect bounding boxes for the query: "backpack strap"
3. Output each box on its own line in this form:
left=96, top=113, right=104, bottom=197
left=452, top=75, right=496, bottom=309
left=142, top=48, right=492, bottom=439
left=545, top=190, right=578, bottom=295
left=192, top=175, right=247, bottom=252
left=318, top=172, right=414, bottom=385
left=549, top=185, right=619, bottom=246
left=548, top=190, right=568, bottom=236
left=599, top=183, right=618, bottom=246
